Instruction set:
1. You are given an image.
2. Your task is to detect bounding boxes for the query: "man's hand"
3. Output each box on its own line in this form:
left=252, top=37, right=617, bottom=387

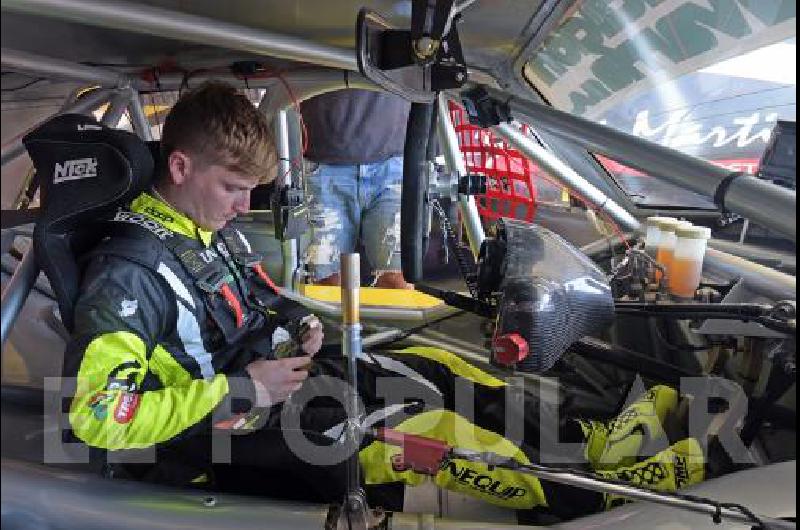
left=299, top=315, right=324, bottom=355
left=245, top=356, right=312, bottom=407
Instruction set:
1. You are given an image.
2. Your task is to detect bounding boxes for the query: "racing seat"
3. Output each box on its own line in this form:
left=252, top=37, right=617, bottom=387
left=23, top=113, right=154, bottom=332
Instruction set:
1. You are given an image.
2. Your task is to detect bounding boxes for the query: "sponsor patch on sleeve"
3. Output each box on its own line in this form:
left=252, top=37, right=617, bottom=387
left=113, top=392, right=141, bottom=424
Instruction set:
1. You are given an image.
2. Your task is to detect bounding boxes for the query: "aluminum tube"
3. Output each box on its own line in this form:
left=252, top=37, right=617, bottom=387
left=341, top=254, right=361, bottom=326
left=704, top=248, right=796, bottom=301
left=491, top=88, right=733, bottom=189
left=0, top=141, right=27, bottom=168
left=143, top=70, right=375, bottom=96
left=435, top=94, right=485, bottom=257
left=101, top=89, right=132, bottom=127
left=281, top=240, right=298, bottom=290
left=272, top=109, right=299, bottom=289
left=1, top=47, right=130, bottom=87
left=340, top=253, right=362, bottom=496
left=2, top=0, right=357, bottom=71
left=503, top=462, right=794, bottom=529
left=1, top=254, right=55, bottom=300
left=1, top=88, right=113, bottom=167
left=127, top=91, right=154, bottom=141
left=274, top=110, right=293, bottom=188
left=361, top=328, right=405, bottom=348
left=494, top=122, right=640, bottom=231
left=492, top=89, right=796, bottom=241
left=725, top=176, right=795, bottom=240
left=0, top=247, right=39, bottom=348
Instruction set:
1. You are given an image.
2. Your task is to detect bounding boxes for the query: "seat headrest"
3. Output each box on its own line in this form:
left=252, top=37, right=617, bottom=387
left=23, top=113, right=154, bottom=231
left=24, top=114, right=155, bottom=332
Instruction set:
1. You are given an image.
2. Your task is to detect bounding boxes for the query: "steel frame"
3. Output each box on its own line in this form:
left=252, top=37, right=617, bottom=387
left=488, top=88, right=797, bottom=242
left=493, top=121, right=641, bottom=232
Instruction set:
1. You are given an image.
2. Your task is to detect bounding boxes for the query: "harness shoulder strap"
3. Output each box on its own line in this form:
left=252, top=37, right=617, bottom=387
left=100, top=211, right=250, bottom=328
left=218, top=227, right=280, bottom=294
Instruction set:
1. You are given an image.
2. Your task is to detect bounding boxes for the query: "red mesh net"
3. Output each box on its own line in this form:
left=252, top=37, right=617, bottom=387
left=448, top=101, right=538, bottom=223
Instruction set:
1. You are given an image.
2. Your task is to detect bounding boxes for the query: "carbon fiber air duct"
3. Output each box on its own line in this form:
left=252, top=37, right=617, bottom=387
left=477, top=218, right=614, bottom=372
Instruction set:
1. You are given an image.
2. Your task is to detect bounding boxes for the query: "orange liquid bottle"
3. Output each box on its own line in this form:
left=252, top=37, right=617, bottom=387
left=669, top=225, right=712, bottom=299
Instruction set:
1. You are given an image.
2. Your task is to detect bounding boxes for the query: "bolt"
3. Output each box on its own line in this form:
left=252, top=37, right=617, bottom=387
left=415, top=36, right=437, bottom=58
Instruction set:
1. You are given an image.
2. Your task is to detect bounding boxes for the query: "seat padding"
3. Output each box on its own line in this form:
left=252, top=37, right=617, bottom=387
left=23, top=113, right=154, bottom=331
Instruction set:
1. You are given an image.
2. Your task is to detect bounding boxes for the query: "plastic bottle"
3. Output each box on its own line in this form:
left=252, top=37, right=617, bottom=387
left=654, top=218, right=685, bottom=282
left=669, top=224, right=712, bottom=298
left=644, top=216, right=670, bottom=259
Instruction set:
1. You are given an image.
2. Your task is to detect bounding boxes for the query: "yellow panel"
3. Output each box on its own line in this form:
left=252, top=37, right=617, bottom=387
left=299, top=284, right=443, bottom=309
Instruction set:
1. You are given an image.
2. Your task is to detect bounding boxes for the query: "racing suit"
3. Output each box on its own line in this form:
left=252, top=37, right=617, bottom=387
left=65, top=191, right=697, bottom=518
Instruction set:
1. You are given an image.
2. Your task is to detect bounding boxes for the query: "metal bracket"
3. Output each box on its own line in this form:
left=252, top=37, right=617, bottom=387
left=461, top=86, right=511, bottom=128
left=356, top=0, right=468, bottom=103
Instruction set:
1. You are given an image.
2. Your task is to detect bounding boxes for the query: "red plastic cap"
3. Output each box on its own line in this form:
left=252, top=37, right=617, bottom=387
left=493, top=333, right=529, bottom=366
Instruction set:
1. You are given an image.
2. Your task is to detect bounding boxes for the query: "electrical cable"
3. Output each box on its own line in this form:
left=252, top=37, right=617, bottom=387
left=368, top=309, right=468, bottom=349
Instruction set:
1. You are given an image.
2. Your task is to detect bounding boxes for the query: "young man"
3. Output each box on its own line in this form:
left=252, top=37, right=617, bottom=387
left=65, top=81, right=703, bottom=518
left=301, top=89, right=411, bottom=289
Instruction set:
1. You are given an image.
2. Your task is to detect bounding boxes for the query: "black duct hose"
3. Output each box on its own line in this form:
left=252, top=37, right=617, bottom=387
left=401, top=101, right=435, bottom=283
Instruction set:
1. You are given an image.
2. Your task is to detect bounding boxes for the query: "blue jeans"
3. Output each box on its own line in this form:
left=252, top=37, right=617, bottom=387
left=304, top=156, right=403, bottom=281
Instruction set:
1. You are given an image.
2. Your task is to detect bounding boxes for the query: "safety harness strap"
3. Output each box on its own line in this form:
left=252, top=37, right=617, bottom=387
left=100, top=212, right=246, bottom=328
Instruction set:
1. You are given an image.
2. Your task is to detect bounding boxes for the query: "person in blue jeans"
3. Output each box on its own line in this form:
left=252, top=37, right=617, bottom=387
left=301, top=89, right=411, bottom=288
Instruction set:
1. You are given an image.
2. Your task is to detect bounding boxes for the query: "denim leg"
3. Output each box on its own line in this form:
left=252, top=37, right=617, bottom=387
left=360, top=156, right=404, bottom=274
left=304, top=162, right=360, bottom=280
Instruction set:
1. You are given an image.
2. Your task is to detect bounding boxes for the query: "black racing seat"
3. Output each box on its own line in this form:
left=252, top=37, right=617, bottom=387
left=23, top=114, right=155, bottom=332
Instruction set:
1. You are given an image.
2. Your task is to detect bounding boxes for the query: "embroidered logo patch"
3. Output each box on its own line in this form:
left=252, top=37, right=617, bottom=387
left=142, top=206, right=174, bottom=224
left=113, top=393, right=141, bottom=424
left=88, top=392, right=114, bottom=420
left=118, top=299, right=138, bottom=317
left=53, top=157, right=98, bottom=183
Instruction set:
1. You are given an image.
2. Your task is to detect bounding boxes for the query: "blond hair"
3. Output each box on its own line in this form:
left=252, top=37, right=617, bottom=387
left=160, top=81, right=276, bottom=183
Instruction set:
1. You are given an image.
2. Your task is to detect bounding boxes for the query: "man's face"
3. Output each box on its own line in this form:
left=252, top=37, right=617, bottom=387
left=170, top=152, right=261, bottom=231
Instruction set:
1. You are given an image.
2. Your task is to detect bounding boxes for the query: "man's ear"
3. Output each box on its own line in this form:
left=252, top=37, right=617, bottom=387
left=167, top=150, right=193, bottom=186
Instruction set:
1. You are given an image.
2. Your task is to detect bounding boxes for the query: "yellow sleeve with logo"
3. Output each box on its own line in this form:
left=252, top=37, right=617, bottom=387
left=66, top=258, right=244, bottom=450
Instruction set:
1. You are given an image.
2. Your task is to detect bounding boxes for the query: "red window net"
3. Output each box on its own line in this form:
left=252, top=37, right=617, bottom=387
left=448, top=101, right=538, bottom=223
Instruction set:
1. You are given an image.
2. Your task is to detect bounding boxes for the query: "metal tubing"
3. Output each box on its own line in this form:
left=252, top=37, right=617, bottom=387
left=1, top=47, right=130, bottom=87
left=725, top=176, right=795, bottom=239
left=0, top=246, right=39, bottom=348
left=340, top=253, right=362, bottom=502
left=704, top=248, right=796, bottom=301
left=493, top=122, right=640, bottom=231
left=127, top=91, right=154, bottom=142
left=1, top=88, right=114, bottom=167
left=436, top=94, right=485, bottom=257
left=274, top=110, right=293, bottom=188
left=341, top=254, right=361, bottom=326
left=281, top=240, right=298, bottom=290
left=490, top=88, right=796, bottom=241
left=499, top=461, right=794, bottom=529
left=2, top=0, right=357, bottom=71
left=0, top=139, right=27, bottom=169
left=101, top=89, right=132, bottom=127
left=272, top=109, right=299, bottom=289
